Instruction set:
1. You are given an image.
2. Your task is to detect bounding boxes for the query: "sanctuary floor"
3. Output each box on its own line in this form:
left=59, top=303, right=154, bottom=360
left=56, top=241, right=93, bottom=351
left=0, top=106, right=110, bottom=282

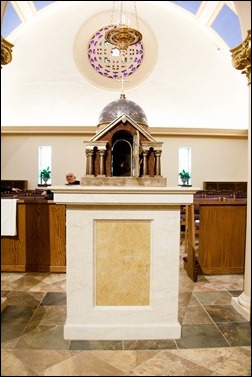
left=1, top=242, right=251, bottom=376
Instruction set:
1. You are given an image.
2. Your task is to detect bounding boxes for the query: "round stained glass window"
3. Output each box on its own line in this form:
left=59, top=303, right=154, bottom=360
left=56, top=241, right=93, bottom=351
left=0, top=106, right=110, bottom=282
left=88, top=25, right=144, bottom=79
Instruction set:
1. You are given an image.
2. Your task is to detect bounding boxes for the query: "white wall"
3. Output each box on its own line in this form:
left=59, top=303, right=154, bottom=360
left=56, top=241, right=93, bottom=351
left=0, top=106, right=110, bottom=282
left=1, top=133, right=247, bottom=189
left=158, top=136, right=248, bottom=187
left=1, top=1, right=248, bottom=129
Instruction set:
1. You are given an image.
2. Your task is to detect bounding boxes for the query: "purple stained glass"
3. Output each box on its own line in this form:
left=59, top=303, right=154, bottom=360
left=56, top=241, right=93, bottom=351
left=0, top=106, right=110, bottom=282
left=87, top=25, right=144, bottom=80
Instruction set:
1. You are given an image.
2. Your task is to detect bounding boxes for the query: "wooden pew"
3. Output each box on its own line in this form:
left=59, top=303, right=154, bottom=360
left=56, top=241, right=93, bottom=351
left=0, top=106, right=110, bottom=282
left=184, top=198, right=247, bottom=281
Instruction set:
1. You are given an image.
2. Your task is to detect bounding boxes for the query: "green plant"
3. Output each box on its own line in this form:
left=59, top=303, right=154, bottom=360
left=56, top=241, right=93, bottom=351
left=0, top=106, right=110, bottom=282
left=40, top=166, right=51, bottom=180
left=179, top=169, right=190, bottom=179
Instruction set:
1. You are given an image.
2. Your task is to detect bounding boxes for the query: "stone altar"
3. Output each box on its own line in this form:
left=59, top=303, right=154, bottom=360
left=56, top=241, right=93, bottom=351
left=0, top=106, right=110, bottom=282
left=53, top=185, right=196, bottom=340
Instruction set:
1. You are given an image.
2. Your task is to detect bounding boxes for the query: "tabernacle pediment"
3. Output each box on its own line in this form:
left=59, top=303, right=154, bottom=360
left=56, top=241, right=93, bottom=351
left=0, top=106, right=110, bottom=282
left=90, top=113, right=156, bottom=143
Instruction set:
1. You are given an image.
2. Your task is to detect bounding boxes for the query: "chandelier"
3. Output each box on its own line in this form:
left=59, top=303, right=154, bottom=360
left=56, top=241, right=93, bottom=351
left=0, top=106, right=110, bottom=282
left=105, top=1, right=142, bottom=57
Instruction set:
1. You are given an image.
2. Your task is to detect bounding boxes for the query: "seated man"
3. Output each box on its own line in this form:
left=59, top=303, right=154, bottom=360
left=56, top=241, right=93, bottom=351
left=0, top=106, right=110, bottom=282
left=65, top=172, right=80, bottom=185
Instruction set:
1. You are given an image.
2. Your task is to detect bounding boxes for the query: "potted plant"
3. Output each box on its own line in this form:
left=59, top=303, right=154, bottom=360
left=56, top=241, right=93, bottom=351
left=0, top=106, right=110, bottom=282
left=40, top=166, right=51, bottom=184
left=179, top=169, right=190, bottom=185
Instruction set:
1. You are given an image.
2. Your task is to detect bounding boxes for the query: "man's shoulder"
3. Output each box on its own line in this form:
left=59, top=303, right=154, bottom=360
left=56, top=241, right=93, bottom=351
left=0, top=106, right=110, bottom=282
left=67, top=181, right=80, bottom=185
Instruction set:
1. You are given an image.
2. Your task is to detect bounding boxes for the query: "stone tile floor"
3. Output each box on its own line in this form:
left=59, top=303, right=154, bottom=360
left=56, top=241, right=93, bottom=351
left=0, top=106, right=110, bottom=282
left=1, top=246, right=251, bottom=376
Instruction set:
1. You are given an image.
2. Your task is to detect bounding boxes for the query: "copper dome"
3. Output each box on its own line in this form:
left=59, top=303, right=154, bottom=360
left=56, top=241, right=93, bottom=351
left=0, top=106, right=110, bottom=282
left=98, top=94, right=148, bottom=129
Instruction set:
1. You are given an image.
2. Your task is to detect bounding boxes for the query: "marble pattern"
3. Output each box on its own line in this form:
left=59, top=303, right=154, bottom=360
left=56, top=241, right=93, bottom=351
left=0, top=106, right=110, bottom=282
left=1, top=244, right=251, bottom=376
left=95, top=220, right=150, bottom=306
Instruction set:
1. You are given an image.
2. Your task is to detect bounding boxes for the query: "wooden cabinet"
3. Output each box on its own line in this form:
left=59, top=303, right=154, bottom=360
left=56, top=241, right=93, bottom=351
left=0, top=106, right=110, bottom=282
left=196, top=200, right=246, bottom=275
left=203, top=181, right=247, bottom=193
left=1, top=201, right=66, bottom=272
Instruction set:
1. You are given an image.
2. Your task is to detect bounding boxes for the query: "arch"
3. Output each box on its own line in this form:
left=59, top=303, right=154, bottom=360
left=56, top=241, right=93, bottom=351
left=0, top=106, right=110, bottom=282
left=111, top=131, right=134, bottom=177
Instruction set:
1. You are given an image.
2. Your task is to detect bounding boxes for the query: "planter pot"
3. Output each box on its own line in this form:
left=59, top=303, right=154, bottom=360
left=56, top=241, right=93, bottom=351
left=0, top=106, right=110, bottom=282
left=181, top=178, right=189, bottom=185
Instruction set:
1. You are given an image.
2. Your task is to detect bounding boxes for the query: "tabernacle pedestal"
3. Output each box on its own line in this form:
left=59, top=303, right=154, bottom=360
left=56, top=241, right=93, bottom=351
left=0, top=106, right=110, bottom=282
left=53, top=186, right=196, bottom=340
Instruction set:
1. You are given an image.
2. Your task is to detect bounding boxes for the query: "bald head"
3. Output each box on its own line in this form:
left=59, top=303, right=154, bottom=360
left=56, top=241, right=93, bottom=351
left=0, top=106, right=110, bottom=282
left=66, top=172, right=77, bottom=184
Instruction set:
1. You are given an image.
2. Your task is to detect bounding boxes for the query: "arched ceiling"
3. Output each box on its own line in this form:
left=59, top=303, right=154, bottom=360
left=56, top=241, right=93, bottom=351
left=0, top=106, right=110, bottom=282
left=1, top=1, right=249, bottom=129
left=2, top=1, right=242, bottom=49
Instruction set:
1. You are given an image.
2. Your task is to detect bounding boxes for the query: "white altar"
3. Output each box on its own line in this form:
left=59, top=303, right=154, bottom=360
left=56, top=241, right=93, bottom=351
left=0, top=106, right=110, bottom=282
left=53, top=186, right=196, bottom=340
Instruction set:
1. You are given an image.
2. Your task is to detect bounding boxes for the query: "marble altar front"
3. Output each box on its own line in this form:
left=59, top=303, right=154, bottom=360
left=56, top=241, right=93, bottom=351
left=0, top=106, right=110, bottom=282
left=52, top=186, right=196, bottom=340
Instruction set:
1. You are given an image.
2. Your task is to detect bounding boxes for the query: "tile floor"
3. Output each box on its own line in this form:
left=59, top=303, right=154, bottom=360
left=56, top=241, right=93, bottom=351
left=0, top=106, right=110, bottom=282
left=1, top=243, right=251, bottom=376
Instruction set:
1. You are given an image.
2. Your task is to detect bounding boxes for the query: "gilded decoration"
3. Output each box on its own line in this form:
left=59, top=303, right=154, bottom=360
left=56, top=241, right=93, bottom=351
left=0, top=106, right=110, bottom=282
left=230, top=30, right=251, bottom=84
left=1, top=36, right=14, bottom=67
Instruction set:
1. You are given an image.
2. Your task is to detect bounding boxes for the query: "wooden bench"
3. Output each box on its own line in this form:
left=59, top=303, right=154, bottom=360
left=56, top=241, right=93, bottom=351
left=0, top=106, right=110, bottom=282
left=183, top=198, right=247, bottom=281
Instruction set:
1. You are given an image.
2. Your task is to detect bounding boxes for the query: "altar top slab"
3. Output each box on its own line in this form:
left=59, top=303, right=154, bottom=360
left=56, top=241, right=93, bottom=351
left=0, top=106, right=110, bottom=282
left=51, top=186, right=199, bottom=206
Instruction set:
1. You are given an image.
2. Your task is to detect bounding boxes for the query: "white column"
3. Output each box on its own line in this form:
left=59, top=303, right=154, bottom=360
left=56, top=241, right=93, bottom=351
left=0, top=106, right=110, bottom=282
left=230, top=30, right=251, bottom=320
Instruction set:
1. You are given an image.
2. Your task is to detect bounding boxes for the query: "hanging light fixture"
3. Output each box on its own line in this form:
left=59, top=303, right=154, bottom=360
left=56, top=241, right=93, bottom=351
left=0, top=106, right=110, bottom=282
left=105, top=1, right=142, bottom=57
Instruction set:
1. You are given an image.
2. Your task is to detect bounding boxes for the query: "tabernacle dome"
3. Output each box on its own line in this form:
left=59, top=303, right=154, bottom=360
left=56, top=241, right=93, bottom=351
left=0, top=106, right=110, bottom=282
left=98, top=94, right=148, bottom=129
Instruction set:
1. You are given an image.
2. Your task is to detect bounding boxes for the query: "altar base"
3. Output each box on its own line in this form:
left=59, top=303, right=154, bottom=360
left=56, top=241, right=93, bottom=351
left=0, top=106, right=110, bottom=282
left=52, top=186, right=196, bottom=340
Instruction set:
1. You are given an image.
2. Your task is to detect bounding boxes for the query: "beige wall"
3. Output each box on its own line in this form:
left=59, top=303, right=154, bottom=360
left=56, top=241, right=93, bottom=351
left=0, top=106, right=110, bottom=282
left=159, top=136, right=247, bottom=187
left=1, top=129, right=248, bottom=189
